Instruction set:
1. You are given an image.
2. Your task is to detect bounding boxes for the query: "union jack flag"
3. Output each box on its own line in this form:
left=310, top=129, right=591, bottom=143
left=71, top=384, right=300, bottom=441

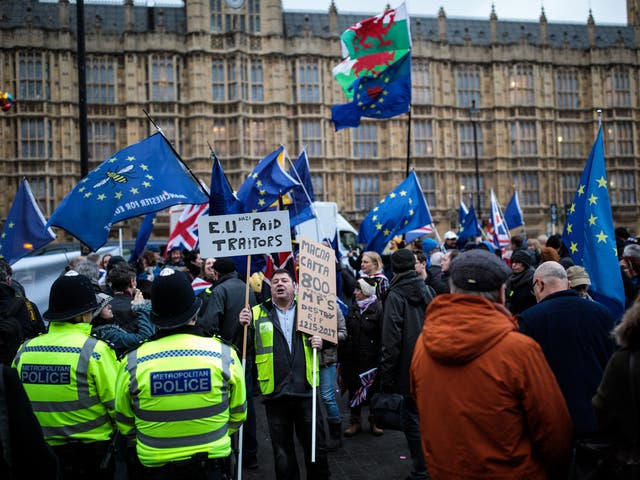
left=165, top=203, right=208, bottom=255
left=490, top=190, right=510, bottom=249
left=404, top=225, right=434, bottom=244
left=349, top=367, right=377, bottom=407
left=191, top=277, right=212, bottom=296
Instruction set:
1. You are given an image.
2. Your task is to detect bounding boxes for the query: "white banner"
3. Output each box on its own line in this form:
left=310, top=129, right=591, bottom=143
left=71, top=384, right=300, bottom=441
left=197, top=210, right=292, bottom=258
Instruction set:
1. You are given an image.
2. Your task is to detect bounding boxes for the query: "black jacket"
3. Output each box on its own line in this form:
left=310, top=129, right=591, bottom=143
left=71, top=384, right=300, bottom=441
left=378, top=271, right=432, bottom=395
left=199, top=272, right=257, bottom=350
left=0, top=366, right=59, bottom=479
left=341, top=299, right=383, bottom=392
left=505, top=267, right=537, bottom=315
left=0, top=283, right=45, bottom=341
left=252, top=299, right=313, bottom=400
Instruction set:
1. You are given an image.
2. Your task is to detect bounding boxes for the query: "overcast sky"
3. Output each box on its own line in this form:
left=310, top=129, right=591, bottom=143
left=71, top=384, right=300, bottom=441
left=282, top=0, right=626, bottom=25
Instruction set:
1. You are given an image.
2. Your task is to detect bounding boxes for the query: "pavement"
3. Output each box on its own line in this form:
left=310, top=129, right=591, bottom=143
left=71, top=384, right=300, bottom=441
left=243, top=393, right=415, bottom=480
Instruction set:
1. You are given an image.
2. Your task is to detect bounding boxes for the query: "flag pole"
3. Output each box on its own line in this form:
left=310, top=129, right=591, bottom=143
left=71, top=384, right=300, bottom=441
left=142, top=109, right=209, bottom=198
left=312, top=346, right=317, bottom=463
left=494, top=194, right=512, bottom=241
left=405, top=108, right=412, bottom=176
left=237, top=254, right=252, bottom=479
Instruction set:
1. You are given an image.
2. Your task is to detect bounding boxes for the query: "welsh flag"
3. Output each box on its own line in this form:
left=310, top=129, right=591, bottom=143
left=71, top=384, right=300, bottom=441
left=333, top=49, right=409, bottom=100
left=334, top=3, right=412, bottom=100
left=340, top=3, right=411, bottom=59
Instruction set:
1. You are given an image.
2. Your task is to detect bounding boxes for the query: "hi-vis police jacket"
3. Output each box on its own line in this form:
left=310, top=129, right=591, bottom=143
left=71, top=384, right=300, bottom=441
left=13, top=322, right=119, bottom=446
left=114, top=331, right=246, bottom=467
left=252, top=302, right=319, bottom=397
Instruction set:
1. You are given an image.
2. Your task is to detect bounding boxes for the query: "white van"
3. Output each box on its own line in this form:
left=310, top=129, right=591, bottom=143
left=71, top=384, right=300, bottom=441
left=295, top=201, right=358, bottom=262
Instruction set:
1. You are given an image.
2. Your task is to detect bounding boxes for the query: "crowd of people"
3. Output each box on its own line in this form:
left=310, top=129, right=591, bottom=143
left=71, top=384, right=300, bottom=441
left=1, top=224, right=640, bottom=479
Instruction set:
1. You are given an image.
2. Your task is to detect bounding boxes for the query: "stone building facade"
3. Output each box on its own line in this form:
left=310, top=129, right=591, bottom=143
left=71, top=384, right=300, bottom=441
left=0, top=0, right=639, bottom=242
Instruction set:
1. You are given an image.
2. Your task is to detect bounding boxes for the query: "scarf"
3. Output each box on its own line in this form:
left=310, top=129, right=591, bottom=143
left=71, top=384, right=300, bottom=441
left=357, top=295, right=378, bottom=314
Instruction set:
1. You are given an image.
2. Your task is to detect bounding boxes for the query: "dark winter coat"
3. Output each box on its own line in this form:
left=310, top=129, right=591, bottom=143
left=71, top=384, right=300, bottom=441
left=0, top=283, right=45, bottom=341
left=340, top=298, right=383, bottom=393
left=0, top=366, right=59, bottom=479
left=593, top=348, right=640, bottom=447
left=199, top=272, right=257, bottom=350
left=518, top=289, right=616, bottom=436
left=378, top=271, right=433, bottom=395
left=427, top=265, right=448, bottom=295
left=505, top=267, right=537, bottom=314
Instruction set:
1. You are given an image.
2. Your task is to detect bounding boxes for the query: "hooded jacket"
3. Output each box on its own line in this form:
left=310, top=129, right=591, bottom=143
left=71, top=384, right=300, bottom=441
left=411, top=294, right=573, bottom=480
left=505, top=267, right=537, bottom=314
left=379, top=270, right=432, bottom=394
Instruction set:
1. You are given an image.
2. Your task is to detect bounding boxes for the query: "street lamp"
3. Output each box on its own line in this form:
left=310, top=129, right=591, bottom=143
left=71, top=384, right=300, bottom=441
left=469, top=99, right=481, bottom=220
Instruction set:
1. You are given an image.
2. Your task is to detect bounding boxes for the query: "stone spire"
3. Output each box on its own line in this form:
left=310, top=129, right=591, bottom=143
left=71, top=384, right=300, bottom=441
left=539, top=7, right=547, bottom=45
left=329, top=1, right=338, bottom=35
left=438, top=7, right=446, bottom=42
left=588, top=9, right=596, bottom=47
left=490, top=4, right=498, bottom=43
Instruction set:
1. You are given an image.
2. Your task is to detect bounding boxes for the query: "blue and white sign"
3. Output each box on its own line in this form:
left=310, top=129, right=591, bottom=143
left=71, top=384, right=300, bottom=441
left=21, top=364, right=71, bottom=384
left=150, top=368, right=211, bottom=396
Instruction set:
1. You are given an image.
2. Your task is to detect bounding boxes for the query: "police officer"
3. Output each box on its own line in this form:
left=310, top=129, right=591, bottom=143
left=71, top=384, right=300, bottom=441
left=13, top=271, right=120, bottom=479
left=115, top=268, right=246, bottom=480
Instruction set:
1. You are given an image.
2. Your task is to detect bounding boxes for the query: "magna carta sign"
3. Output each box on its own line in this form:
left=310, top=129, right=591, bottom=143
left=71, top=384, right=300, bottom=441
left=297, top=237, right=337, bottom=344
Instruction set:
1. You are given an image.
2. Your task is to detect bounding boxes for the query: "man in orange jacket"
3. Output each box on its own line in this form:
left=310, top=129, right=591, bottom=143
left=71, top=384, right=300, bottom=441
left=410, top=249, right=573, bottom=480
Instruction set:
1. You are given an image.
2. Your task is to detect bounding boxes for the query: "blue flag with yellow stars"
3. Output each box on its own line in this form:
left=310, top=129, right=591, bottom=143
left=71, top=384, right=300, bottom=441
left=0, top=178, right=56, bottom=264
left=562, top=125, right=624, bottom=317
left=47, top=133, right=208, bottom=251
left=209, top=151, right=241, bottom=216
left=331, top=51, right=411, bottom=131
left=128, top=212, right=156, bottom=264
left=458, top=204, right=482, bottom=243
left=357, top=170, right=433, bottom=254
left=236, top=146, right=299, bottom=213
left=287, top=150, right=315, bottom=228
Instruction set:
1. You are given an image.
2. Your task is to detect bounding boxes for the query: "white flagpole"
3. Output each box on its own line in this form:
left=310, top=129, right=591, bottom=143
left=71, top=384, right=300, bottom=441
left=312, top=347, right=317, bottom=463
left=118, top=228, right=123, bottom=256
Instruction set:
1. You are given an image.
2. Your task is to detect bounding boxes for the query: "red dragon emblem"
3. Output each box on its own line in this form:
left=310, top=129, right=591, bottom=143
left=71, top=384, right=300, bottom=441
left=351, top=51, right=396, bottom=78
left=348, top=9, right=397, bottom=54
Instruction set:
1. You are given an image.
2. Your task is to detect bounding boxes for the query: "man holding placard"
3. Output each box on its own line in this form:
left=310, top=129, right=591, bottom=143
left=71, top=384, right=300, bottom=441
left=239, top=268, right=330, bottom=480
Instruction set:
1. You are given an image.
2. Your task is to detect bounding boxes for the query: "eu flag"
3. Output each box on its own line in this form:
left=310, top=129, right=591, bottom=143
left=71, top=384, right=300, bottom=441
left=128, top=212, right=156, bottom=264
left=357, top=171, right=432, bottom=254
left=458, top=205, right=482, bottom=243
left=236, top=146, right=299, bottom=213
left=458, top=200, right=469, bottom=230
left=47, top=133, right=208, bottom=251
left=208, top=150, right=264, bottom=276
left=331, top=51, right=412, bottom=131
left=562, top=126, right=624, bottom=317
left=287, top=150, right=315, bottom=228
left=504, top=190, right=525, bottom=230
left=209, top=151, right=241, bottom=216
left=0, top=178, right=56, bottom=264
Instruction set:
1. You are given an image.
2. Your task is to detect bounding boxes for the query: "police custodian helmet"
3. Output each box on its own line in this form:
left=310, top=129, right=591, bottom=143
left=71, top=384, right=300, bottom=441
left=150, top=268, right=202, bottom=329
left=43, top=271, right=99, bottom=321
